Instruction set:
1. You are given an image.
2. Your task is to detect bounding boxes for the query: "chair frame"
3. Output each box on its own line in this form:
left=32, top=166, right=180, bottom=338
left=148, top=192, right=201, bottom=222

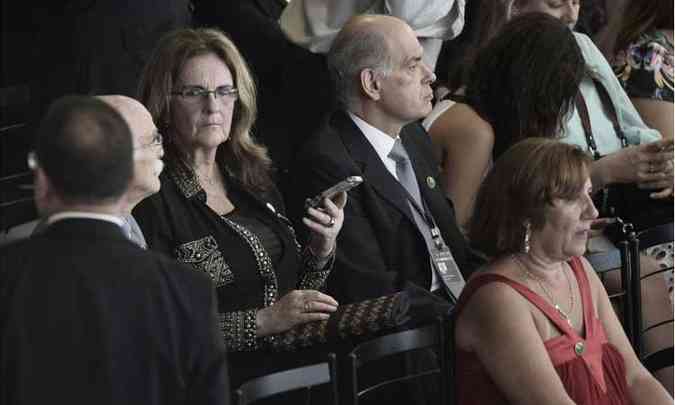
left=631, top=223, right=674, bottom=372
left=234, top=353, right=338, bottom=405
left=342, top=317, right=451, bottom=405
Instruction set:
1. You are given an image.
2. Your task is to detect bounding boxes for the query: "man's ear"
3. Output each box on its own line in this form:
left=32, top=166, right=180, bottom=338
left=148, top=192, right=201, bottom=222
left=360, top=68, right=382, bottom=101
left=33, top=167, right=54, bottom=215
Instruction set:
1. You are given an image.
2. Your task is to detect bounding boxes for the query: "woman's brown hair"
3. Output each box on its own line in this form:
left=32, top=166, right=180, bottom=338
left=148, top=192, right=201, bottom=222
left=138, top=28, right=273, bottom=192
left=469, top=138, right=593, bottom=257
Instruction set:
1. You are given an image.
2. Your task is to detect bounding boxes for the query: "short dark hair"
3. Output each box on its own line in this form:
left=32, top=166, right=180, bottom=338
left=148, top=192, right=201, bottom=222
left=465, top=13, right=585, bottom=159
left=327, top=15, right=394, bottom=109
left=469, top=138, right=592, bottom=257
left=36, top=95, right=133, bottom=204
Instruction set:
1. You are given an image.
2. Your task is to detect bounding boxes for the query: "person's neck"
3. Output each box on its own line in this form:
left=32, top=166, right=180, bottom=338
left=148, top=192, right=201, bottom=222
left=350, top=105, right=404, bottom=139
left=121, top=191, right=149, bottom=214
left=181, top=146, right=220, bottom=183
left=513, top=250, right=566, bottom=283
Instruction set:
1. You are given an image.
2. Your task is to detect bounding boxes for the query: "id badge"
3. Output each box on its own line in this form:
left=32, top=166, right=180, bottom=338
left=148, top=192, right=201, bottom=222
left=431, top=243, right=465, bottom=301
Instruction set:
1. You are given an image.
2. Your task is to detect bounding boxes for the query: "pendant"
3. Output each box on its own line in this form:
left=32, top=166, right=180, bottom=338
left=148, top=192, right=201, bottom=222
left=555, top=304, right=573, bottom=327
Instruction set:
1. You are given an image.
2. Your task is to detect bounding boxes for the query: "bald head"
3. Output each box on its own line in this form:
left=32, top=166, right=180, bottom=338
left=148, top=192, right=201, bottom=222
left=96, top=95, right=164, bottom=209
left=328, top=15, right=414, bottom=109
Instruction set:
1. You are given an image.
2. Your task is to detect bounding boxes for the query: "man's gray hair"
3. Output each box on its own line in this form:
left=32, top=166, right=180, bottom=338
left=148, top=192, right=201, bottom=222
left=327, top=23, right=394, bottom=109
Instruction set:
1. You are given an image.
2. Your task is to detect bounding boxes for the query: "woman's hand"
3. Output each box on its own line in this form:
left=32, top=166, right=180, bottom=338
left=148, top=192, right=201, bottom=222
left=256, top=289, right=339, bottom=336
left=592, top=139, right=673, bottom=191
left=303, top=191, right=348, bottom=259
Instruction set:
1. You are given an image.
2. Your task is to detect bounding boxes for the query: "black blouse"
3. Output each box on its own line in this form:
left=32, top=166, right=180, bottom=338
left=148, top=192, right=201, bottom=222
left=133, top=159, right=334, bottom=355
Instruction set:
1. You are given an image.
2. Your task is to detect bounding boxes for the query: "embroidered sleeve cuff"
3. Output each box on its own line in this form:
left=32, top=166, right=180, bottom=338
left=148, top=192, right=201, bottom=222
left=298, top=245, right=334, bottom=290
left=218, top=309, right=259, bottom=352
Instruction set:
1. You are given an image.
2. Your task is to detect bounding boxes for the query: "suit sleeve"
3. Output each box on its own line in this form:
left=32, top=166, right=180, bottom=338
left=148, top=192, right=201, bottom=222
left=187, top=279, right=231, bottom=405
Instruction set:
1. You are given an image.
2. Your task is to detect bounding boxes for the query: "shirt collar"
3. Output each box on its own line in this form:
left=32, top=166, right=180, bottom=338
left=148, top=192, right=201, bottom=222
left=47, top=211, right=125, bottom=227
left=348, top=112, right=398, bottom=162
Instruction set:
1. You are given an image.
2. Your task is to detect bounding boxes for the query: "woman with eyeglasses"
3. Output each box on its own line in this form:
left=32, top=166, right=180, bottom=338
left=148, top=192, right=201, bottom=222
left=133, top=28, right=347, bottom=392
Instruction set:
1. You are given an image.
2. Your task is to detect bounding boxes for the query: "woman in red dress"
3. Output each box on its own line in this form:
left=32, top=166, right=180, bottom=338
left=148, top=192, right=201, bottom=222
left=455, top=138, right=671, bottom=404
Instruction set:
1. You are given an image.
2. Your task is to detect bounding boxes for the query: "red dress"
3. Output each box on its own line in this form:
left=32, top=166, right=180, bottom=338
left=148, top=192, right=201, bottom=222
left=455, top=256, right=631, bottom=404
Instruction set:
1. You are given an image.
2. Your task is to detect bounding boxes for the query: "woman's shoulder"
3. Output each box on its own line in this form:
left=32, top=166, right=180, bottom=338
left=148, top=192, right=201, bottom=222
left=428, top=102, right=495, bottom=145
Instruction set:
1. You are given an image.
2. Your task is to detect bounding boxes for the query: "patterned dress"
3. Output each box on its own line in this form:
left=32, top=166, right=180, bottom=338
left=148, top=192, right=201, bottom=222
left=613, top=30, right=674, bottom=301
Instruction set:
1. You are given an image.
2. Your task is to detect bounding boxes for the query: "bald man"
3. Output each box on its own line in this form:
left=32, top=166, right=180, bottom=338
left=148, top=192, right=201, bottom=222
left=32, top=95, right=163, bottom=247
left=291, top=15, right=480, bottom=306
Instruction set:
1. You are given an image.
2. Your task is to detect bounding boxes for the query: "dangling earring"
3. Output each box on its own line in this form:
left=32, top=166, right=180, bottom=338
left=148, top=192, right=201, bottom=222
left=523, top=221, right=531, bottom=253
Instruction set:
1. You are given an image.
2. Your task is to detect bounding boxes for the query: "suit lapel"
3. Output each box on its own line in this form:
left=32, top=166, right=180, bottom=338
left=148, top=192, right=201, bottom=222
left=402, top=125, right=438, bottom=214
left=333, top=112, right=417, bottom=225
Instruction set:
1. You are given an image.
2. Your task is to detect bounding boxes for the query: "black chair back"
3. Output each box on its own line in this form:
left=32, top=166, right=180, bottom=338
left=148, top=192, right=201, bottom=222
left=235, top=353, right=338, bottom=405
left=342, top=317, right=452, bottom=405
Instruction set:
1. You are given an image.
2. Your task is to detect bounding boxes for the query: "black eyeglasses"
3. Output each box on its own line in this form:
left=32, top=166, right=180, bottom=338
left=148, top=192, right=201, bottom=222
left=171, top=85, right=239, bottom=103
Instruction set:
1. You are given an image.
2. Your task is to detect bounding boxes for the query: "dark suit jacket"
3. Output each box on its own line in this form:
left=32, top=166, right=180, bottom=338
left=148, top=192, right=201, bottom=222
left=0, top=218, right=230, bottom=405
left=290, top=111, right=480, bottom=304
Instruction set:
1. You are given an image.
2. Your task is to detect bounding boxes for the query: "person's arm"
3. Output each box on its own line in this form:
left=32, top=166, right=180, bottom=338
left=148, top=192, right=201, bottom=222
left=590, top=138, right=673, bottom=196
left=575, top=32, right=662, bottom=146
left=581, top=257, right=672, bottom=404
left=631, top=98, right=674, bottom=139
left=428, top=103, right=494, bottom=231
left=457, top=280, right=576, bottom=405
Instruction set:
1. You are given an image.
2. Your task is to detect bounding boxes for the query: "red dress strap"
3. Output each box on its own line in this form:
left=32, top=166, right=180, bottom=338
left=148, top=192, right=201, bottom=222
left=456, top=264, right=581, bottom=338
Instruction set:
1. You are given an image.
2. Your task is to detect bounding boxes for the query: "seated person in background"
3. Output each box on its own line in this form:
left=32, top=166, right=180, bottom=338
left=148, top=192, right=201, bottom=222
left=509, top=2, right=673, bottom=202
left=290, top=15, right=479, bottom=306
left=455, top=138, right=672, bottom=405
left=612, top=0, right=673, bottom=140
left=433, top=14, right=674, bottom=392
left=429, top=10, right=672, bottom=232
left=133, top=27, right=347, bottom=390
left=0, top=95, right=229, bottom=404
left=266, top=0, right=467, bottom=188
left=422, top=0, right=513, bottom=132
left=32, top=95, right=165, bottom=248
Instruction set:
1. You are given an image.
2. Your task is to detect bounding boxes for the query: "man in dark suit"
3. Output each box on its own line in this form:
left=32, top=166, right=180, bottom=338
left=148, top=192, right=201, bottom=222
left=291, top=15, right=480, bottom=305
left=0, top=96, right=230, bottom=405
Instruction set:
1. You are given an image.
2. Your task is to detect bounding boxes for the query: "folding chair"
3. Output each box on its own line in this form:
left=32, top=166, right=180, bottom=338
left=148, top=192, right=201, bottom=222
left=234, top=353, right=338, bottom=405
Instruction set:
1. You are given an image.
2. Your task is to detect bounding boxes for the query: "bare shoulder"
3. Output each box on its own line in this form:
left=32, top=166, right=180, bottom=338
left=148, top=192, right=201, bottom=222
left=428, top=103, right=495, bottom=148
left=456, top=270, right=532, bottom=350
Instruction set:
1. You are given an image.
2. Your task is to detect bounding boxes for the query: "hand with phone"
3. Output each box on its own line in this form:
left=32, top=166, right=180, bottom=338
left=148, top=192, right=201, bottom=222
left=302, top=176, right=362, bottom=259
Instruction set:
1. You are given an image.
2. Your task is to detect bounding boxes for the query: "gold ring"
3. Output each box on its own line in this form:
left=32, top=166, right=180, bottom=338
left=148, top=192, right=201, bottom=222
left=304, top=301, right=311, bottom=313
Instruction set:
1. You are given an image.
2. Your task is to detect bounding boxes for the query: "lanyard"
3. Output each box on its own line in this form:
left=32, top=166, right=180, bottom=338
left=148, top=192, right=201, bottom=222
left=398, top=184, right=445, bottom=250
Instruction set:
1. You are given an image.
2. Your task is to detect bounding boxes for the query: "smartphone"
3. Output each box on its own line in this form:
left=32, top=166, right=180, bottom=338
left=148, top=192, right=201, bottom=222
left=304, top=175, right=364, bottom=210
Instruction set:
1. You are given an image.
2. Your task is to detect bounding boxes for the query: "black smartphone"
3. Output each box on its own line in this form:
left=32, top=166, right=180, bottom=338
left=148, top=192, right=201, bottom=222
left=304, top=175, right=364, bottom=210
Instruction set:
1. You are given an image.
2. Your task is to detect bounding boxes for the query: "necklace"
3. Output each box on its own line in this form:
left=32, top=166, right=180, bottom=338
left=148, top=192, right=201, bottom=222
left=511, top=254, right=575, bottom=327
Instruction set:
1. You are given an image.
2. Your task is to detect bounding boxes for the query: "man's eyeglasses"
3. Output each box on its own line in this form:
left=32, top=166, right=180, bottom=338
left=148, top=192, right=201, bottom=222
left=136, top=131, right=163, bottom=149
left=171, top=85, right=239, bottom=103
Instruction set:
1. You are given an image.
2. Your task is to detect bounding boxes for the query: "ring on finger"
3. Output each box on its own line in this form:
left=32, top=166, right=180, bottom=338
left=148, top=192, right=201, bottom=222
left=649, top=162, right=655, bottom=173
left=327, top=216, right=335, bottom=228
left=304, top=301, right=311, bottom=313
